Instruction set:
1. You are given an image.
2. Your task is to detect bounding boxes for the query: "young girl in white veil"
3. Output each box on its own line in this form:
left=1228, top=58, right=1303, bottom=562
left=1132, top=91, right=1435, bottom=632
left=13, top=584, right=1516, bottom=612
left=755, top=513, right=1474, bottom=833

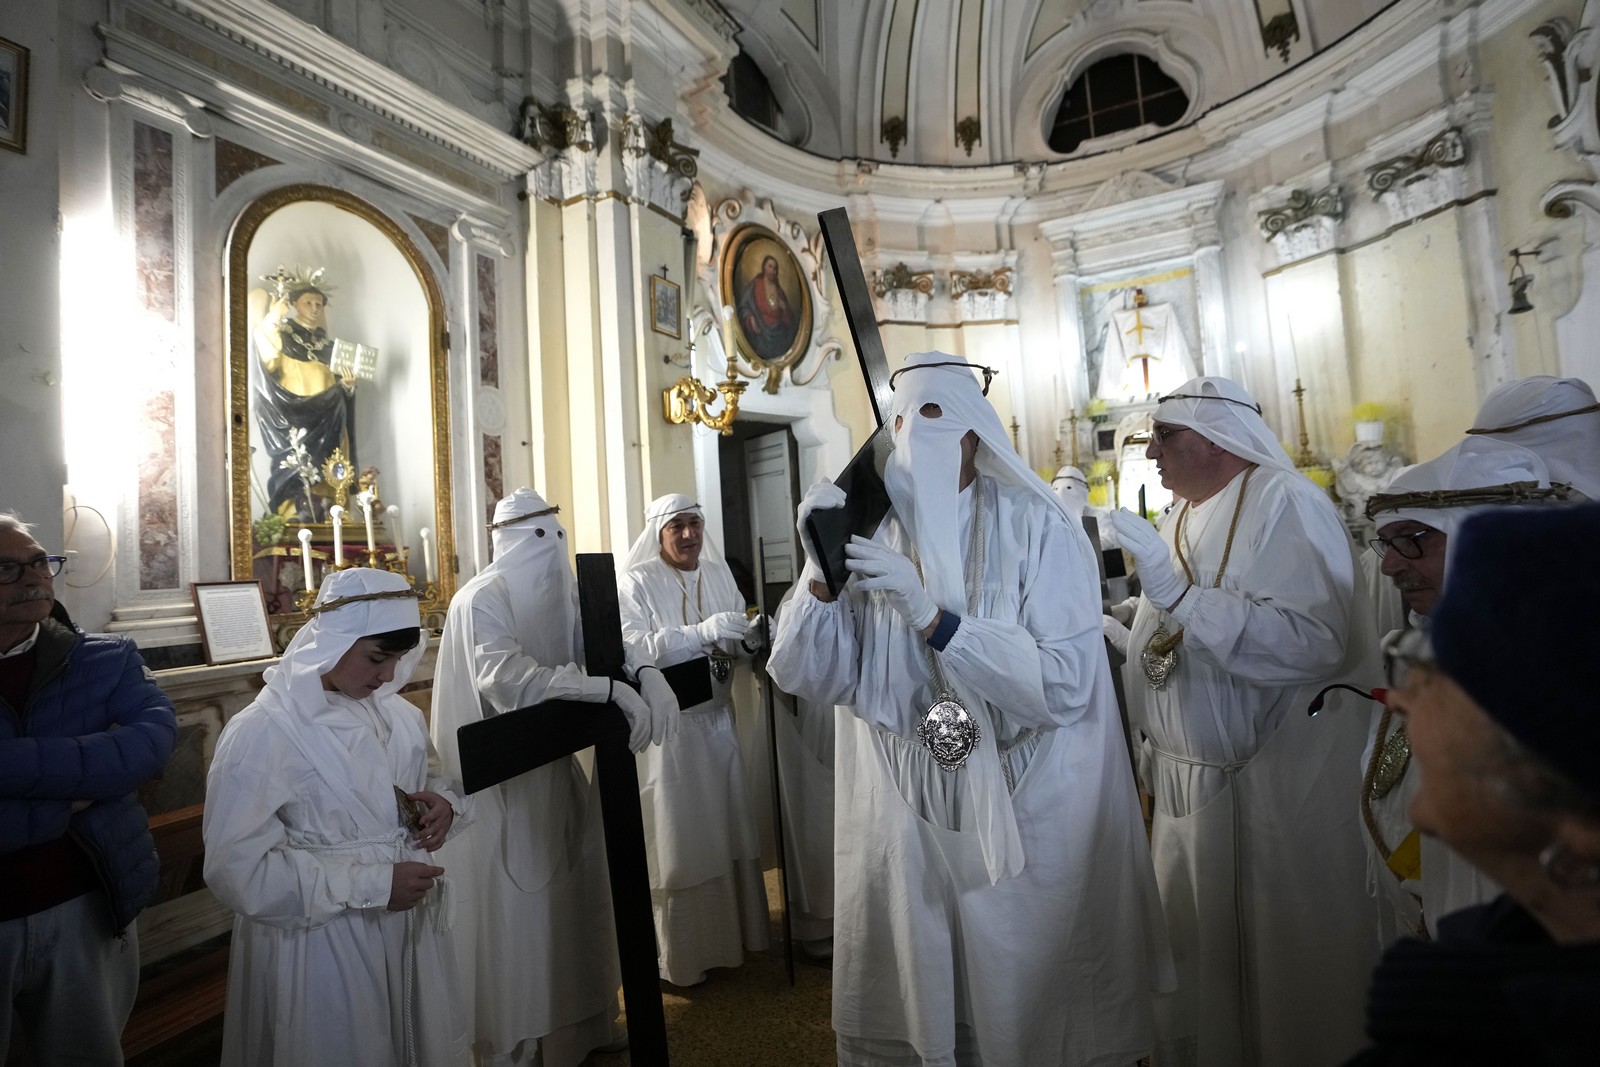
left=204, top=567, right=470, bottom=1067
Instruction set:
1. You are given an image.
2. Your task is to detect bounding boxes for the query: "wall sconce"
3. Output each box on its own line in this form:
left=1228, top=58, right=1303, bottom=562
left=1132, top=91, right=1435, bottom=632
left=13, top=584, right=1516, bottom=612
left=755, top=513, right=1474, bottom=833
left=1508, top=248, right=1537, bottom=314
left=662, top=306, right=747, bottom=435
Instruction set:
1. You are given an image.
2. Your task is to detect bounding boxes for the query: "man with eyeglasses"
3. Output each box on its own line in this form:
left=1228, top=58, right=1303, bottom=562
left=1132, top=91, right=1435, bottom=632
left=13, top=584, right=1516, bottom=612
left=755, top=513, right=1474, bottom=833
left=1359, top=437, right=1571, bottom=945
left=0, top=512, right=176, bottom=1063
left=1102, top=376, right=1379, bottom=1067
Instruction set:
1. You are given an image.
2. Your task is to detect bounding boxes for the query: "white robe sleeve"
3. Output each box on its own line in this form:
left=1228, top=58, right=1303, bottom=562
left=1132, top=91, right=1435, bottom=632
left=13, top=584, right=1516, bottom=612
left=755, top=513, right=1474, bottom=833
left=767, top=588, right=861, bottom=708
left=938, top=507, right=1101, bottom=732
left=619, top=572, right=713, bottom=666
left=470, top=580, right=598, bottom=713
left=203, top=713, right=394, bottom=928
left=1167, top=490, right=1353, bottom=686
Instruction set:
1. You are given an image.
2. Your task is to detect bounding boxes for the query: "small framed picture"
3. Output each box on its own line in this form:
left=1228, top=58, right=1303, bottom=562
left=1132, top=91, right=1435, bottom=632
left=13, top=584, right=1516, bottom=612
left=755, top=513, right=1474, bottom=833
left=0, top=36, right=28, bottom=155
left=649, top=274, right=681, bottom=338
left=191, top=581, right=276, bottom=665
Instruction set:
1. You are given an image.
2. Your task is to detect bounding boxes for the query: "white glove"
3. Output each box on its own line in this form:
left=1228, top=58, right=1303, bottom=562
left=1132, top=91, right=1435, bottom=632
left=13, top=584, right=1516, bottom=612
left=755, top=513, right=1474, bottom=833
left=1108, top=508, right=1189, bottom=611
left=1107, top=596, right=1138, bottom=627
left=740, top=613, right=769, bottom=651
left=795, top=479, right=847, bottom=569
left=844, top=535, right=939, bottom=630
left=1102, top=614, right=1131, bottom=655
left=636, top=665, right=681, bottom=745
left=610, top=681, right=653, bottom=753
left=696, top=611, right=748, bottom=646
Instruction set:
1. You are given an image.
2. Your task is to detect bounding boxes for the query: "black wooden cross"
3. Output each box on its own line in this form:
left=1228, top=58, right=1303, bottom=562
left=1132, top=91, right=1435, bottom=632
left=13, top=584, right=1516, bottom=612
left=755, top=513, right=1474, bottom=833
left=455, top=553, right=669, bottom=1066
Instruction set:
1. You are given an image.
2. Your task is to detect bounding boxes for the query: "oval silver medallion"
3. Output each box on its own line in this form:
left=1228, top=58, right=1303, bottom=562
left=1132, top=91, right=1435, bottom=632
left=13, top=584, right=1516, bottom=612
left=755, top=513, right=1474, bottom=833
left=917, top=697, right=981, bottom=772
left=1141, top=627, right=1178, bottom=691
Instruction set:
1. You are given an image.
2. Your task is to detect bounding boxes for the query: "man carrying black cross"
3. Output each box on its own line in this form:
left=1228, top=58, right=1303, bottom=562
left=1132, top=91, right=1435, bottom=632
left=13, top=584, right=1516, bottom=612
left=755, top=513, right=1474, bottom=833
left=430, top=488, right=679, bottom=1067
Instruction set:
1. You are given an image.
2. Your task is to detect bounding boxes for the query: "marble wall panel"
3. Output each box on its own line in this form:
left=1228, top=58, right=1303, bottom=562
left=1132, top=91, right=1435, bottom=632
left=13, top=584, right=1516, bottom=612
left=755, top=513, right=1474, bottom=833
left=134, top=122, right=181, bottom=590
left=214, top=138, right=280, bottom=195
left=476, top=252, right=499, bottom=387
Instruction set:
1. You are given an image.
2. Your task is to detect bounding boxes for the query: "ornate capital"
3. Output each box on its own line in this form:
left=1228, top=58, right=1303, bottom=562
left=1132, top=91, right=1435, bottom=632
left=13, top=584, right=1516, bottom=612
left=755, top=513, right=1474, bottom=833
left=881, top=116, right=907, bottom=159
left=949, top=267, right=1012, bottom=300
left=872, top=263, right=936, bottom=298
left=955, top=116, right=981, bottom=157
left=1257, top=186, right=1343, bottom=241
left=84, top=65, right=213, bottom=138
left=621, top=112, right=699, bottom=213
left=1365, top=128, right=1468, bottom=197
left=1262, top=12, right=1300, bottom=64
left=515, top=97, right=593, bottom=153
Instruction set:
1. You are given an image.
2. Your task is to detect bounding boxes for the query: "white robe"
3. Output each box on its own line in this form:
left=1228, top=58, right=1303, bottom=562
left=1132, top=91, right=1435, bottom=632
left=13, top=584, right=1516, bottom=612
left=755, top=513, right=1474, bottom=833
left=204, top=691, right=470, bottom=1067
left=429, top=574, right=620, bottom=1067
left=770, top=477, right=1169, bottom=1067
left=618, top=556, right=769, bottom=985
left=1124, top=465, right=1378, bottom=1067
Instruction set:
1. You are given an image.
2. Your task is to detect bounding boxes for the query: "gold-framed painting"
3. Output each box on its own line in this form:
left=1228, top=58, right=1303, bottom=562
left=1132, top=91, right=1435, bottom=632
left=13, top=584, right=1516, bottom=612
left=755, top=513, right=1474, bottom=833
left=0, top=36, right=29, bottom=155
left=649, top=273, right=681, bottom=338
left=718, top=224, right=813, bottom=386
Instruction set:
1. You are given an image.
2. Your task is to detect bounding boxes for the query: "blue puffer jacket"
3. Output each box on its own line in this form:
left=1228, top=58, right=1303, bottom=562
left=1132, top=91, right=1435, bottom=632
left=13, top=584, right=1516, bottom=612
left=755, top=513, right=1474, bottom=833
left=1, top=615, right=177, bottom=932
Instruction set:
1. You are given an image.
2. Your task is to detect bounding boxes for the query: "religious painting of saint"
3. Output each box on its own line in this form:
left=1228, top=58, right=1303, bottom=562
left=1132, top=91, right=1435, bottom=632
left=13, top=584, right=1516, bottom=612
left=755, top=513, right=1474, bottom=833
left=719, top=225, right=812, bottom=372
left=0, top=36, right=30, bottom=154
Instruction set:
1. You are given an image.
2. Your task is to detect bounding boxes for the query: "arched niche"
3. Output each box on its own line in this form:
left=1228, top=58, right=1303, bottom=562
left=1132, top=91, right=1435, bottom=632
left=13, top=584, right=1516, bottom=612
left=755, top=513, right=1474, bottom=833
left=225, top=185, right=455, bottom=644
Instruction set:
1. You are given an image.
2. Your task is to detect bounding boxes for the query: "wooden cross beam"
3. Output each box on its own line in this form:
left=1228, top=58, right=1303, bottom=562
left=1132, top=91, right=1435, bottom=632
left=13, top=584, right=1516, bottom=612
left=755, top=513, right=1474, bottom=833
left=455, top=553, right=670, bottom=1067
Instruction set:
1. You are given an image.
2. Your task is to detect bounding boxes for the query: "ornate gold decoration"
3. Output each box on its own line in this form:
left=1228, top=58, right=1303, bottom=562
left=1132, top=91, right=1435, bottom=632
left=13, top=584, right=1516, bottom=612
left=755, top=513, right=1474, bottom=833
left=662, top=374, right=747, bottom=435
left=627, top=114, right=699, bottom=180
left=1365, top=128, right=1468, bottom=196
left=1262, top=12, right=1300, bottom=63
left=955, top=115, right=982, bottom=157
left=1257, top=186, right=1343, bottom=240
left=320, top=448, right=356, bottom=506
left=949, top=267, right=1013, bottom=300
left=226, top=184, right=456, bottom=641
left=871, top=262, right=935, bottom=298
left=515, top=97, right=592, bottom=151
left=881, top=115, right=907, bottom=158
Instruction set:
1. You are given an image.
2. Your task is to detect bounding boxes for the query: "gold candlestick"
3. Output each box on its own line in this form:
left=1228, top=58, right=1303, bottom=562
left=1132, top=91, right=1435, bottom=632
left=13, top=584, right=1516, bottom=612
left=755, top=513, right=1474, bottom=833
left=1293, top=377, right=1316, bottom=467
left=1068, top=409, right=1081, bottom=467
left=1010, top=416, right=1021, bottom=453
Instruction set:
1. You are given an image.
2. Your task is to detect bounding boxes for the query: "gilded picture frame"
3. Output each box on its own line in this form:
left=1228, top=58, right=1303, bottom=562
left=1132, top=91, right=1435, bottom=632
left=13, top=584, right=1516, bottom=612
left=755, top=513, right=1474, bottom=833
left=0, top=36, right=29, bottom=155
left=649, top=274, right=681, bottom=338
left=718, top=224, right=813, bottom=380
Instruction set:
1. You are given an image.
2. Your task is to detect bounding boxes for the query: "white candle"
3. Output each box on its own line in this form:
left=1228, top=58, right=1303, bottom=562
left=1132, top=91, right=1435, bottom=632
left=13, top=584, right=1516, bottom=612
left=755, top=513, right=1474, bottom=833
left=420, top=527, right=435, bottom=583
left=721, top=304, right=735, bottom=365
left=360, top=493, right=376, bottom=555
left=385, top=505, right=401, bottom=550
left=329, top=505, right=344, bottom=566
left=297, top=528, right=314, bottom=591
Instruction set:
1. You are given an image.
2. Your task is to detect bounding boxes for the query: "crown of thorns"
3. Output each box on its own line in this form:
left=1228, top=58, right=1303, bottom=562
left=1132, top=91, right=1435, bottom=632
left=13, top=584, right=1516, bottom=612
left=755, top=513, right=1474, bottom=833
left=308, top=588, right=424, bottom=615
left=1365, top=480, right=1573, bottom=521
left=486, top=505, right=560, bottom=530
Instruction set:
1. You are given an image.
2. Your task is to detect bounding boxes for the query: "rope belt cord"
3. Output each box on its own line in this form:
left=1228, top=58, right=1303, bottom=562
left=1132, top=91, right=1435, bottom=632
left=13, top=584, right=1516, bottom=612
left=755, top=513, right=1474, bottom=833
left=1145, top=464, right=1257, bottom=662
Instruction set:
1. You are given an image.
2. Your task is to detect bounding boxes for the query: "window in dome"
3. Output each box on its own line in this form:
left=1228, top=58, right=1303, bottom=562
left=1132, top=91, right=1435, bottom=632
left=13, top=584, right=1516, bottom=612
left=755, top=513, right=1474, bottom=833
left=1048, top=54, right=1189, bottom=155
left=724, top=50, right=782, bottom=134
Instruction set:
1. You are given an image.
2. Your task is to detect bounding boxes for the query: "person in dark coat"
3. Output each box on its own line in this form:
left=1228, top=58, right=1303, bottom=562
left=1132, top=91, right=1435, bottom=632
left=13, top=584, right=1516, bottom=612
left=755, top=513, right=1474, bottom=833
left=1347, top=502, right=1600, bottom=1066
left=0, top=512, right=177, bottom=1064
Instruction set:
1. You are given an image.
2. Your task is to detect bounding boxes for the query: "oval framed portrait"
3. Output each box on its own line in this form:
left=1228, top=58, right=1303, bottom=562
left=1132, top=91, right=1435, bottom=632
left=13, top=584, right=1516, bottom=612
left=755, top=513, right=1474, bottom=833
left=718, top=224, right=813, bottom=376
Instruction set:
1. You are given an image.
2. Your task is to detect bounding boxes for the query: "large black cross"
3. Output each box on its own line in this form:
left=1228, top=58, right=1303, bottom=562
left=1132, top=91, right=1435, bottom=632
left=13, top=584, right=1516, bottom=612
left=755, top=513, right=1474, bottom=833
left=454, top=553, right=670, bottom=1066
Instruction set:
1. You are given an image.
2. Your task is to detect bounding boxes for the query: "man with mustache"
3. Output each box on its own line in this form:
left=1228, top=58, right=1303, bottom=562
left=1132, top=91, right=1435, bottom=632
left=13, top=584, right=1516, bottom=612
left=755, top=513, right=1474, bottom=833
left=0, top=513, right=176, bottom=1063
left=1104, top=377, right=1378, bottom=1067
left=1360, top=437, right=1571, bottom=943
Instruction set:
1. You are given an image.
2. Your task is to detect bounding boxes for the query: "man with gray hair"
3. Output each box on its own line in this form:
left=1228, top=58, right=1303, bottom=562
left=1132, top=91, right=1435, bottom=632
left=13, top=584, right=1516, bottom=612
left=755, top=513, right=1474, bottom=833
left=0, top=513, right=176, bottom=1064
left=1360, top=437, right=1571, bottom=943
left=1106, top=377, right=1378, bottom=1066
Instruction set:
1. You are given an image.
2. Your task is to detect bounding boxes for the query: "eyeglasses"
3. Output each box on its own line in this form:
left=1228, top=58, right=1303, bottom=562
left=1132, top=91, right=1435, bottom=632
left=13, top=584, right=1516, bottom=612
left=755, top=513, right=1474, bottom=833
left=1149, top=424, right=1192, bottom=446
left=1157, top=391, right=1264, bottom=414
left=888, top=362, right=999, bottom=397
left=0, top=555, right=67, bottom=585
left=1369, top=529, right=1435, bottom=561
left=1382, top=627, right=1435, bottom=690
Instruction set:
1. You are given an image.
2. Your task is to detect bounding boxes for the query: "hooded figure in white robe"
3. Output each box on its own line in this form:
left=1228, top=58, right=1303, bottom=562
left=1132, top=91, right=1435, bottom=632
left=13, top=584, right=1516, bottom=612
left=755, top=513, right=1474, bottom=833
left=203, top=568, right=470, bottom=1067
left=769, top=352, right=1171, bottom=1067
left=1107, top=376, right=1380, bottom=1067
left=618, top=495, right=770, bottom=985
left=1467, top=375, right=1600, bottom=500
left=429, top=489, right=678, bottom=1066
left=1361, top=438, right=1568, bottom=944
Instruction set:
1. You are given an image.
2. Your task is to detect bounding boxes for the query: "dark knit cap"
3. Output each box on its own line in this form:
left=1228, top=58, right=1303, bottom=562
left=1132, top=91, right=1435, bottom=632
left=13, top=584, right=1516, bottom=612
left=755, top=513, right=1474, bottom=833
left=1431, top=503, right=1600, bottom=796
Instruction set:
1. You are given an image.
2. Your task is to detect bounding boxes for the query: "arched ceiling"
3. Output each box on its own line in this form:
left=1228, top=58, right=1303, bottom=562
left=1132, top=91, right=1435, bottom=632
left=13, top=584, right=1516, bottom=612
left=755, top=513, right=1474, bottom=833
left=713, top=0, right=1399, bottom=165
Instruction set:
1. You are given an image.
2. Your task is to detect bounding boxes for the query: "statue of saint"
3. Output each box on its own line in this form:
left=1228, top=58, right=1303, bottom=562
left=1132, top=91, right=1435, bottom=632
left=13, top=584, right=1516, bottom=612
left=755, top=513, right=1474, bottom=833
left=1333, top=440, right=1406, bottom=536
left=251, top=267, right=359, bottom=522
left=736, top=254, right=800, bottom=361
left=1096, top=288, right=1197, bottom=402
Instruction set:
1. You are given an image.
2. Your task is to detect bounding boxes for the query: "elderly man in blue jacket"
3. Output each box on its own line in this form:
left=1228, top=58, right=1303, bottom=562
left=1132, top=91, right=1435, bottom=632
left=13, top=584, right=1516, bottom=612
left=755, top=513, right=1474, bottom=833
left=0, top=512, right=176, bottom=1064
